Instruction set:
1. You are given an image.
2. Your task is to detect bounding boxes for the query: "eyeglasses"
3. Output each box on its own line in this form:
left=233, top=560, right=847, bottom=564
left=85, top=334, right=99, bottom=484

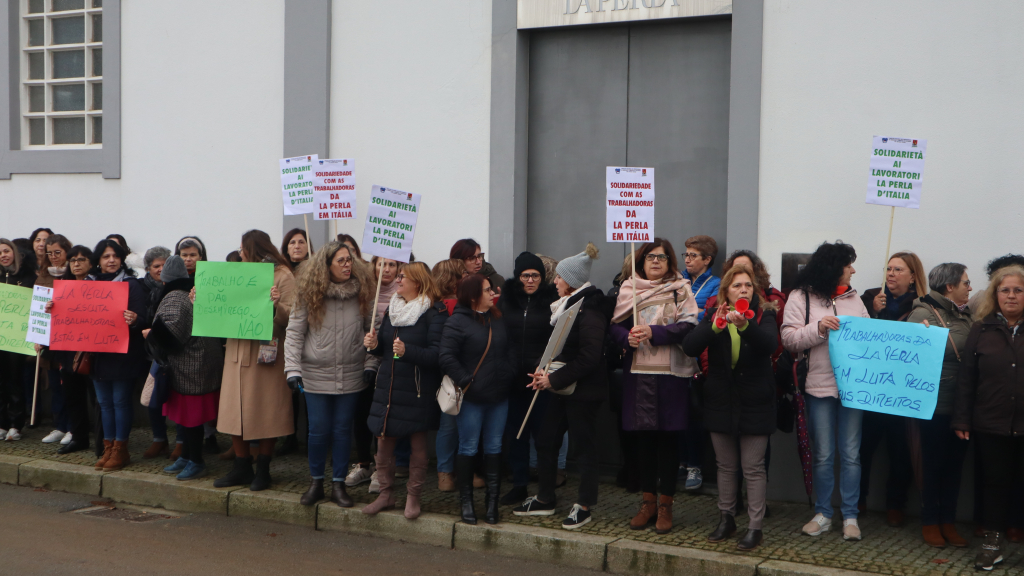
left=70, top=257, right=89, bottom=264
left=45, top=250, right=64, bottom=257
left=683, top=252, right=703, bottom=260
left=645, top=254, right=668, bottom=263
left=336, top=257, right=353, bottom=265
left=998, top=287, right=1024, bottom=296
left=962, top=280, right=972, bottom=288
left=886, top=266, right=908, bottom=274
left=396, top=274, right=406, bottom=280
left=484, top=287, right=495, bottom=294
left=520, top=273, right=541, bottom=281
left=466, top=253, right=485, bottom=263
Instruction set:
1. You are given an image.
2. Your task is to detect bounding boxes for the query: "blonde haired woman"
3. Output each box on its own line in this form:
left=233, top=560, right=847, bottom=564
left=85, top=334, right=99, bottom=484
left=285, top=241, right=375, bottom=507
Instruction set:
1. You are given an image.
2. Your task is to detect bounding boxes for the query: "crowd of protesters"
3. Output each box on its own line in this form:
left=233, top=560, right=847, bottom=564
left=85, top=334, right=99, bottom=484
left=1, top=226, right=1022, bottom=570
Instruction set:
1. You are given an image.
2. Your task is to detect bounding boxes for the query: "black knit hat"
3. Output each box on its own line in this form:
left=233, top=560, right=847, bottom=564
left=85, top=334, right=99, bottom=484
left=513, top=251, right=546, bottom=284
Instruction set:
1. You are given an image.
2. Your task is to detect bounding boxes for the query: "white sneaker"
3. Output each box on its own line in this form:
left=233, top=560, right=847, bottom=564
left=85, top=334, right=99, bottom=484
left=368, top=470, right=380, bottom=494
left=345, top=463, right=373, bottom=487
left=802, top=513, right=832, bottom=536
left=5, top=428, right=22, bottom=441
left=42, top=430, right=65, bottom=443
left=843, top=518, right=862, bottom=541
left=60, top=431, right=73, bottom=445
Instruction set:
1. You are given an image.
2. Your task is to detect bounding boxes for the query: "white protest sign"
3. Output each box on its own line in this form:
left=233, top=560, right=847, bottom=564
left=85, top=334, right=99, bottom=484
left=361, top=185, right=421, bottom=263
left=312, top=158, right=357, bottom=221
left=26, top=285, right=52, bottom=346
left=279, top=154, right=318, bottom=215
left=866, top=136, right=927, bottom=208
left=606, top=166, right=654, bottom=242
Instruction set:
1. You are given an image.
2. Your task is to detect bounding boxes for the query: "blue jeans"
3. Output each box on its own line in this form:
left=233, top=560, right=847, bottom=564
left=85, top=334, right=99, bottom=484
left=305, top=391, right=360, bottom=481
left=456, top=399, right=508, bottom=456
left=92, top=379, right=135, bottom=442
left=436, top=413, right=459, bottom=473
left=806, top=394, right=863, bottom=519
left=47, top=369, right=68, bottom=432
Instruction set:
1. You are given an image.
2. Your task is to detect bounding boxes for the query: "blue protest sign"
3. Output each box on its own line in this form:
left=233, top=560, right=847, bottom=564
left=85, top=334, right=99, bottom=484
left=828, top=316, right=947, bottom=419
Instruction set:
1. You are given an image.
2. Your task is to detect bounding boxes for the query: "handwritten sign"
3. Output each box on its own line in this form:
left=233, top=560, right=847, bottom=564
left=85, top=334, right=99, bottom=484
left=280, top=154, right=318, bottom=216
left=26, top=285, right=52, bottom=346
left=361, top=185, right=420, bottom=263
left=0, top=285, right=34, bottom=356
left=866, top=136, right=927, bottom=209
left=192, top=261, right=274, bottom=340
left=50, top=280, right=129, bottom=354
left=313, top=158, right=357, bottom=221
left=828, top=316, right=946, bottom=419
left=607, top=166, right=655, bottom=243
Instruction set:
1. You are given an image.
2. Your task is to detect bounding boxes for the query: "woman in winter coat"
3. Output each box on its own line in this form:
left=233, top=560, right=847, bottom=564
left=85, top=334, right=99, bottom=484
left=214, top=230, right=296, bottom=492
left=684, top=264, right=778, bottom=551
left=29, top=228, right=53, bottom=271
left=50, top=246, right=94, bottom=455
left=85, top=239, right=150, bottom=471
left=609, top=238, right=698, bottom=535
left=139, top=246, right=174, bottom=460
left=147, top=256, right=224, bottom=481
left=34, top=234, right=73, bottom=447
left=429, top=258, right=467, bottom=492
left=281, top=228, right=310, bottom=273
left=512, top=243, right=608, bottom=531
left=0, top=238, right=37, bottom=442
left=439, top=273, right=513, bottom=525
left=858, top=251, right=927, bottom=528
left=953, top=265, right=1024, bottom=570
left=498, top=251, right=559, bottom=505
left=363, top=262, right=448, bottom=519
left=284, top=241, right=374, bottom=507
left=907, top=263, right=973, bottom=548
left=781, top=241, right=869, bottom=541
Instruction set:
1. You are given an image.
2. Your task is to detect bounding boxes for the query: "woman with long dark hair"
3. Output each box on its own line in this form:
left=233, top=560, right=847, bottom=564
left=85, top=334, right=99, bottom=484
left=281, top=228, right=310, bottom=272
left=781, top=241, right=869, bottom=541
left=214, top=230, right=296, bottom=491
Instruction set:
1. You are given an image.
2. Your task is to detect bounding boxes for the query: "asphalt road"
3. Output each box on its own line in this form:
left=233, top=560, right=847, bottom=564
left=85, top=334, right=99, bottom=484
left=0, top=483, right=601, bottom=576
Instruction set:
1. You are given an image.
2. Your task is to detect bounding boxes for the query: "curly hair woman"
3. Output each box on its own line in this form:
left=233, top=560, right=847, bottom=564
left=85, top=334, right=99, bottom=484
left=284, top=241, right=375, bottom=508
left=781, top=241, right=870, bottom=541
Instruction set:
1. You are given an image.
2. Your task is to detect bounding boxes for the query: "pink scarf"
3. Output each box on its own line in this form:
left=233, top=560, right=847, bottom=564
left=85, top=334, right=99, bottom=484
left=613, top=273, right=698, bottom=377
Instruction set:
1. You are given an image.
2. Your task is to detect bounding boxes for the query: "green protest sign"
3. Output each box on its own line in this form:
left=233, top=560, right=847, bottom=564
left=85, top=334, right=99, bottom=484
left=192, top=261, right=275, bottom=340
left=0, top=285, right=35, bottom=356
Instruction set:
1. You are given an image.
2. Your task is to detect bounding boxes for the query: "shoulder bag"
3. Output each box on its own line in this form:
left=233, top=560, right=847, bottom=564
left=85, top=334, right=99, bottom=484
left=437, top=326, right=492, bottom=415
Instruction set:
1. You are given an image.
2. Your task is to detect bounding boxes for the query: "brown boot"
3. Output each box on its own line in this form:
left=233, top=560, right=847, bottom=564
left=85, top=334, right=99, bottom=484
left=103, top=440, right=130, bottom=472
left=437, top=472, right=455, bottom=492
left=362, top=437, right=396, bottom=515
left=655, top=495, right=674, bottom=534
left=218, top=445, right=236, bottom=461
left=405, top=435, right=428, bottom=520
left=940, top=524, right=967, bottom=548
left=169, top=442, right=182, bottom=461
left=94, top=440, right=113, bottom=470
left=922, top=525, right=946, bottom=548
left=143, top=440, right=169, bottom=459
left=630, top=492, right=657, bottom=530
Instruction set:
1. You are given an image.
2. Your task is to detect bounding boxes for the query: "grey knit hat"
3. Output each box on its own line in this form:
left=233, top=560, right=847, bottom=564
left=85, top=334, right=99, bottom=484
left=555, top=242, right=599, bottom=289
left=161, top=255, right=189, bottom=284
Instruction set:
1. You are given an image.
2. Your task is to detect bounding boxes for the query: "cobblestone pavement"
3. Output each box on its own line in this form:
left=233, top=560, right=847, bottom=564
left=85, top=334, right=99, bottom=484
left=2, top=425, right=1021, bottom=576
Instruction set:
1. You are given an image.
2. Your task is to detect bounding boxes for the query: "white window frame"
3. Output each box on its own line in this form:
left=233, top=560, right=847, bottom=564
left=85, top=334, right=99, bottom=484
left=21, top=0, right=103, bottom=149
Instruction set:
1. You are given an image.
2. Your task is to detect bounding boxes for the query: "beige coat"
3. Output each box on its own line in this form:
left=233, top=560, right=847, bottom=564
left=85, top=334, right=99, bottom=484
left=217, top=265, right=296, bottom=440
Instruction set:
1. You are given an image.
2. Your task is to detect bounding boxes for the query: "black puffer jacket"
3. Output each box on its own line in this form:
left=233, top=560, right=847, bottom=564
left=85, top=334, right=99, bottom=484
left=683, top=295, right=778, bottom=435
left=438, top=305, right=513, bottom=406
left=953, top=314, right=1024, bottom=436
left=367, top=300, right=448, bottom=438
left=90, top=273, right=151, bottom=381
left=547, top=285, right=610, bottom=403
left=499, top=278, right=558, bottom=398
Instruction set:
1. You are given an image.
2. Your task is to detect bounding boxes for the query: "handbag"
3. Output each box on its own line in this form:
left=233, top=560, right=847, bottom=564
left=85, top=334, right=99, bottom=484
left=545, top=361, right=576, bottom=396
left=437, top=326, right=492, bottom=415
left=72, top=351, right=92, bottom=375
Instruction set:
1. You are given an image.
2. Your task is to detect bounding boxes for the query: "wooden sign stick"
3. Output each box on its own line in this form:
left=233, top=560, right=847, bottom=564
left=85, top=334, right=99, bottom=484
left=516, top=362, right=551, bottom=440
left=630, top=242, right=638, bottom=326
left=882, top=206, right=895, bottom=276
left=29, top=350, right=41, bottom=426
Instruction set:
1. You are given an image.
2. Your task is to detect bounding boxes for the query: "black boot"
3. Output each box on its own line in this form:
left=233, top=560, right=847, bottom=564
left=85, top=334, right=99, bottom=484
left=484, top=454, right=501, bottom=525
left=707, top=512, right=737, bottom=542
left=331, top=481, right=354, bottom=508
left=250, top=454, right=272, bottom=491
left=213, top=456, right=255, bottom=488
left=204, top=434, right=221, bottom=454
left=456, top=455, right=477, bottom=525
left=300, top=478, right=324, bottom=506
left=58, top=438, right=89, bottom=455
left=737, top=529, right=763, bottom=551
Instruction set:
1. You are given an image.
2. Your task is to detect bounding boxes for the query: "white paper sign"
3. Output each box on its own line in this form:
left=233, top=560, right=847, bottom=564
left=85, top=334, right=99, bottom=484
left=606, top=166, right=655, bottom=242
left=361, top=185, right=421, bottom=263
left=866, top=136, right=927, bottom=209
left=279, top=154, right=318, bottom=215
left=26, top=285, right=52, bottom=346
left=312, top=158, right=357, bottom=221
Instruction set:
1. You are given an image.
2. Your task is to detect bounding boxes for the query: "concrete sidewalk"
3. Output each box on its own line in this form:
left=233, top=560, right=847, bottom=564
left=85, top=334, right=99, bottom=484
left=0, top=426, right=1017, bottom=576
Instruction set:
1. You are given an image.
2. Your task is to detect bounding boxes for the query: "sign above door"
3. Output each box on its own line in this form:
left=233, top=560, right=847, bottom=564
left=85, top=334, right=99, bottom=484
left=517, top=0, right=732, bottom=29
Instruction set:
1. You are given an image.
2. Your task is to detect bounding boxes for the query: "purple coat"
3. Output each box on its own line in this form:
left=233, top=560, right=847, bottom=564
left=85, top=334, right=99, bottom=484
left=610, top=318, right=695, bottom=431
